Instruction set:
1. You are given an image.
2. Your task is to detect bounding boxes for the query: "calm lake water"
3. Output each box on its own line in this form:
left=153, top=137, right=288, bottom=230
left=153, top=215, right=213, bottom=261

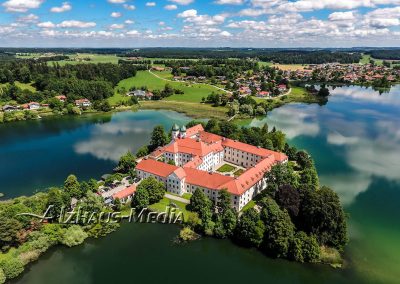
left=1, top=86, right=399, bottom=283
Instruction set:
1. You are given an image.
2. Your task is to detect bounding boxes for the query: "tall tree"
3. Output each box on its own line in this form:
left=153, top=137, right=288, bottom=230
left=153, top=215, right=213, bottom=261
left=234, top=208, right=265, bottom=247
left=149, top=125, right=168, bottom=151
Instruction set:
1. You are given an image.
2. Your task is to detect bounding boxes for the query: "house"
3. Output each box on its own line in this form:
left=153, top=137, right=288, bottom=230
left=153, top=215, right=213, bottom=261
left=75, top=99, right=91, bottom=108
left=55, top=95, right=67, bottom=102
left=127, top=90, right=153, bottom=100
left=2, top=105, right=19, bottom=112
left=278, top=84, right=287, bottom=92
left=257, top=91, right=270, bottom=98
left=22, top=102, right=40, bottom=110
left=112, top=185, right=137, bottom=203
left=135, top=124, right=288, bottom=211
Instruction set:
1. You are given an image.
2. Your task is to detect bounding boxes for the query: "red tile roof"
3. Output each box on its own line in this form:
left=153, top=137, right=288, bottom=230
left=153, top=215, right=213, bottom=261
left=186, top=124, right=204, bottom=137
left=113, top=185, right=137, bottom=200
left=136, top=159, right=178, bottom=178
left=184, top=167, right=234, bottom=191
left=164, top=138, right=223, bottom=157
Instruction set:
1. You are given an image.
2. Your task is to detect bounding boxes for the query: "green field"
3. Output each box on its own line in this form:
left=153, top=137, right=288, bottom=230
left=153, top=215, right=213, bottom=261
left=0, top=81, right=36, bottom=92
left=141, top=100, right=228, bottom=119
left=109, top=70, right=225, bottom=105
left=360, top=54, right=383, bottom=66
left=217, top=164, right=236, bottom=173
left=51, top=53, right=122, bottom=66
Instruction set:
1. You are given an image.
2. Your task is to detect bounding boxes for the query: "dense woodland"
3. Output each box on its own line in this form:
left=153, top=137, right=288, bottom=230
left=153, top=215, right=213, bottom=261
left=367, top=50, right=400, bottom=60
left=0, top=61, right=147, bottom=104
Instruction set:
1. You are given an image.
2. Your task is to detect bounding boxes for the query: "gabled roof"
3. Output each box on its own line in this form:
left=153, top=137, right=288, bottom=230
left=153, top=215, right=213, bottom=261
left=136, top=159, right=178, bottom=178
left=164, top=138, right=223, bottom=157
left=186, top=124, right=204, bottom=137
left=113, top=185, right=137, bottom=199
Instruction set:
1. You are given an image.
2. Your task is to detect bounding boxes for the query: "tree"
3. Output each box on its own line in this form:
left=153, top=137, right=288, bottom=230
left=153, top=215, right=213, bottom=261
left=116, top=151, right=136, bottom=173
left=275, top=184, right=300, bottom=219
left=296, top=150, right=313, bottom=169
left=136, top=145, right=149, bottom=158
left=64, top=175, right=82, bottom=199
left=300, top=166, right=319, bottom=190
left=265, top=164, right=298, bottom=189
left=214, top=208, right=237, bottom=239
left=149, top=125, right=168, bottom=151
left=260, top=198, right=295, bottom=258
left=136, top=177, right=165, bottom=204
left=114, top=198, right=122, bottom=211
left=268, top=130, right=286, bottom=151
left=234, top=208, right=265, bottom=247
left=189, top=188, right=212, bottom=214
left=60, top=225, right=88, bottom=247
left=46, top=188, right=65, bottom=220
left=289, top=231, right=320, bottom=263
left=131, top=187, right=150, bottom=210
left=298, top=186, right=348, bottom=251
left=216, top=189, right=231, bottom=214
left=0, top=216, right=22, bottom=251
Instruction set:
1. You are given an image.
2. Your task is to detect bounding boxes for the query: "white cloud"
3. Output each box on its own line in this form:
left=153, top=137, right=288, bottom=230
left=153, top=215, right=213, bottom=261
left=37, top=21, right=56, bottom=28
left=111, top=12, right=122, bottom=18
left=178, top=9, right=198, bottom=18
left=17, top=13, right=38, bottom=23
left=50, top=2, right=72, bottom=13
left=107, top=0, right=126, bottom=3
left=123, top=4, right=135, bottom=10
left=126, top=30, right=141, bottom=36
left=125, top=19, right=134, bottom=24
left=328, top=11, right=356, bottom=21
left=165, top=4, right=178, bottom=10
left=3, top=0, right=44, bottom=12
left=169, top=0, right=194, bottom=5
left=215, top=0, right=244, bottom=5
left=146, top=2, right=156, bottom=6
left=57, top=20, right=96, bottom=28
left=110, top=23, right=125, bottom=29
left=220, top=30, right=232, bottom=36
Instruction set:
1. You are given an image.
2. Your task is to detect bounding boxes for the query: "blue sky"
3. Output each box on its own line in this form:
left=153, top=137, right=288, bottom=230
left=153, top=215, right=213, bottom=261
left=0, top=0, right=400, bottom=47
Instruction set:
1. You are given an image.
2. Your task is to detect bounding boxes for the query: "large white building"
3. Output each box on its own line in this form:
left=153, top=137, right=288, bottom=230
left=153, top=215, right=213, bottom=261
left=135, top=124, right=287, bottom=211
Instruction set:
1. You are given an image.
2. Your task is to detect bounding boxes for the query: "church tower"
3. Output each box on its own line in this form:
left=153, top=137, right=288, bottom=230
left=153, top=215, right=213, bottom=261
left=172, top=124, right=179, bottom=139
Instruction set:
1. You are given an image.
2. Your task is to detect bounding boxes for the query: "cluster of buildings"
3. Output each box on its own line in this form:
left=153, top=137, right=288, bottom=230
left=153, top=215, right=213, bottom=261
left=286, top=63, right=399, bottom=84
left=1, top=96, right=92, bottom=113
left=127, top=90, right=154, bottom=100
left=134, top=124, right=287, bottom=211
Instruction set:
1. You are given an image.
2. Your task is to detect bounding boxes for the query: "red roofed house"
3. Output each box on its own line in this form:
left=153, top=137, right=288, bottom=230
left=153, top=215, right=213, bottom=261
left=112, top=185, right=137, bottom=203
left=135, top=124, right=288, bottom=211
left=55, top=95, right=67, bottom=102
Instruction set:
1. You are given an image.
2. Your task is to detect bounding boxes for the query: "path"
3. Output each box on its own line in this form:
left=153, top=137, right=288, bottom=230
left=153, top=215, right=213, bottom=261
left=165, top=193, right=190, bottom=204
left=149, top=69, right=233, bottom=94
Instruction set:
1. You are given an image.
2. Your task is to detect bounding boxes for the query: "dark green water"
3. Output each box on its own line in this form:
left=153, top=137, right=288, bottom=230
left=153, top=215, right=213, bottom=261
left=1, top=86, right=399, bottom=283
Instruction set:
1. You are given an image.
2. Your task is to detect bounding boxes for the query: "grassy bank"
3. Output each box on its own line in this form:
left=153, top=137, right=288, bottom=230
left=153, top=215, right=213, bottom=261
left=140, top=100, right=228, bottom=119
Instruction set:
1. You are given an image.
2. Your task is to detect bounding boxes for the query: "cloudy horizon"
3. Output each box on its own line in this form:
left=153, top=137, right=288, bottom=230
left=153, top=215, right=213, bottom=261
left=1, top=0, right=400, bottom=48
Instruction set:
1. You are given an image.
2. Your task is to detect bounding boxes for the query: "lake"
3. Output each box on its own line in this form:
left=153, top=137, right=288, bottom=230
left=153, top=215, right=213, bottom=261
left=1, top=86, right=399, bottom=283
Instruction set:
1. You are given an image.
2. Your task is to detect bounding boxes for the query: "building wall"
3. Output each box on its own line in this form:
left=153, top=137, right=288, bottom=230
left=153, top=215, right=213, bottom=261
left=223, top=146, right=263, bottom=168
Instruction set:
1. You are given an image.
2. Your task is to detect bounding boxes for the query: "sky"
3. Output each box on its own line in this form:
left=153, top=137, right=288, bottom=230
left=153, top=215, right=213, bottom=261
left=0, top=0, right=400, bottom=48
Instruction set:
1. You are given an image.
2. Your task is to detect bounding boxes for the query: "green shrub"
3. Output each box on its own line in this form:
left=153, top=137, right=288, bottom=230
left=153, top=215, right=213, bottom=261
left=0, top=257, right=24, bottom=279
left=60, top=225, right=88, bottom=247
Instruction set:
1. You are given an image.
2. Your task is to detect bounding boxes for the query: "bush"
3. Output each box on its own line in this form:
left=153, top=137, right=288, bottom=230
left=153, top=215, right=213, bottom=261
left=179, top=227, right=199, bottom=241
left=0, top=268, right=5, bottom=284
left=60, top=225, right=88, bottom=247
left=0, top=257, right=24, bottom=279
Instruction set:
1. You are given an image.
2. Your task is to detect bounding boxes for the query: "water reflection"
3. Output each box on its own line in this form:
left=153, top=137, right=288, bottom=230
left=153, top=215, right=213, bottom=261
left=248, top=85, right=400, bottom=205
left=73, top=110, right=191, bottom=162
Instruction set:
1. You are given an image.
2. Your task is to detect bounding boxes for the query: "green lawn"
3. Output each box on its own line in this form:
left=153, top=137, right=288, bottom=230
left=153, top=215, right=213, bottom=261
left=216, top=164, right=236, bottom=173
left=141, top=100, right=228, bottom=119
left=148, top=197, right=191, bottom=221
left=241, top=200, right=256, bottom=212
left=233, top=169, right=245, bottom=177
left=109, top=70, right=225, bottom=104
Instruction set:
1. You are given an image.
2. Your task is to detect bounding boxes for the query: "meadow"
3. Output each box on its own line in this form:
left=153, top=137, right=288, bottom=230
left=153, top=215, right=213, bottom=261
left=109, top=70, right=225, bottom=105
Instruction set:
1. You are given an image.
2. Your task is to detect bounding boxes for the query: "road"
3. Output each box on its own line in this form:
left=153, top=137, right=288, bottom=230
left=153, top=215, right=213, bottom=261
left=165, top=193, right=190, bottom=204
